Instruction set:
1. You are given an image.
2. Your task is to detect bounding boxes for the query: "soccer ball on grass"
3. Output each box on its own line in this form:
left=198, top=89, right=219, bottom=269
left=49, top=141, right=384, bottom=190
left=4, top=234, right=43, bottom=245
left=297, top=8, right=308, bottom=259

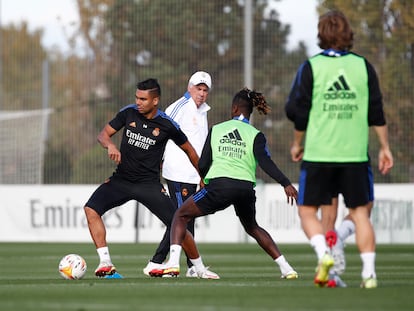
left=58, top=254, right=87, bottom=280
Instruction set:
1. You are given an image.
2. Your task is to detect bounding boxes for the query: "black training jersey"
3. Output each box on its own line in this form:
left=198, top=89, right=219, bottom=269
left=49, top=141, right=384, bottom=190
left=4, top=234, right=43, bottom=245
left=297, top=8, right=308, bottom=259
left=108, top=104, right=188, bottom=183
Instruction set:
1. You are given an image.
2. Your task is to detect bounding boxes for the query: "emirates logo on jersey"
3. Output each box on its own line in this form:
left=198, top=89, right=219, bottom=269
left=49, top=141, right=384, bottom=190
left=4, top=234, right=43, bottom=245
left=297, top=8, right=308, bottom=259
left=152, top=128, right=160, bottom=136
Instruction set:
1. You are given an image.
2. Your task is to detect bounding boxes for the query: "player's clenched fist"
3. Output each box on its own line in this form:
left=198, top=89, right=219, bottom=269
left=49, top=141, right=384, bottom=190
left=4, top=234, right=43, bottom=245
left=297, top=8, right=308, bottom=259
left=107, top=144, right=121, bottom=164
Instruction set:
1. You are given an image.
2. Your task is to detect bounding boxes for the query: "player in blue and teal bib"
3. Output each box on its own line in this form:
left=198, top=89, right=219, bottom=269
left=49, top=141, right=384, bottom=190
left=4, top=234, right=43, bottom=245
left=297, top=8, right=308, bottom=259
left=161, top=87, right=299, bottom=280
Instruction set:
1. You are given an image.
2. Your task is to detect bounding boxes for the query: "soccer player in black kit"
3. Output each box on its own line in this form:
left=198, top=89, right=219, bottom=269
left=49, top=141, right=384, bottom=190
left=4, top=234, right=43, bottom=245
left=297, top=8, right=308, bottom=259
left=84, top=78, right=211, bottom=277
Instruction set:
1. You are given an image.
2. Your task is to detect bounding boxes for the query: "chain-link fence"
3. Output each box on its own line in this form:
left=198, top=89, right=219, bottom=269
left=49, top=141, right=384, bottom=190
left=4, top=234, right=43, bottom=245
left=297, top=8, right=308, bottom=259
left=0, top=0, right=412, bottom=184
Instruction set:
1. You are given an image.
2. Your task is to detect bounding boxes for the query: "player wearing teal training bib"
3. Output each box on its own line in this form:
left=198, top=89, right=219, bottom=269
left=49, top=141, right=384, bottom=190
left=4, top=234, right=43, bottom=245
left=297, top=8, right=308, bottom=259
left=285, top=10, right=393, bottom=289
left=158, top=88, right=299, bottom=280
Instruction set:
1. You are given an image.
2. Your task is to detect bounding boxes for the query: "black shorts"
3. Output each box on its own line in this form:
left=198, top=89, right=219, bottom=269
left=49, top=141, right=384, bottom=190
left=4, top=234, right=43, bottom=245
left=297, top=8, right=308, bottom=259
left=193, top=178, right=257, bottom=226
left=298, top=162, right=373, bottom=208
left=85, top=176, right=175, bottom=227
left=165, top=179, right=198, bottom=209
left=329, top=164, right=374, bottom=201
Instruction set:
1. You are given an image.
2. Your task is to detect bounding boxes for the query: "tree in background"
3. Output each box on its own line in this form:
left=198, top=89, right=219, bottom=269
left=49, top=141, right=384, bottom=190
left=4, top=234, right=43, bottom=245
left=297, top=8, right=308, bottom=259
left=64, top=0, right=308, bottom=183
left=3, top=0, right=411, bottom=183
left=1, top=23, right=46, bottom=110
left=103, top=0, right=307, bottom=181
left=42, top=0, right=116, bottom=183
left=103, top=0, right=306, bottom=115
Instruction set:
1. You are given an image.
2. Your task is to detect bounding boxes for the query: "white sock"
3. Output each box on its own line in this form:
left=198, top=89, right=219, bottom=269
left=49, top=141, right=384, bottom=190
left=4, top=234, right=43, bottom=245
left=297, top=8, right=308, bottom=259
left=337, top=219, right=355, bottom=242
left=310, top=234, right=328, bottom=260
left=360, top=252, right=376, bottom=279
left=275, top=255, right=294, bottom=274
left=97, top=246, right=112, bottom=264
left=190, top=256, right=206, bottom=272
left=168, top=244, right=182, bottom=267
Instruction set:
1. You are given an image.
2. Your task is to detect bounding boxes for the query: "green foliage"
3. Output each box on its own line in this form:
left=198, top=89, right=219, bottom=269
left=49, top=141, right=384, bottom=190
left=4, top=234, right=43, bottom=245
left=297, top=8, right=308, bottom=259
left=71, top=144, right=116, bottom=184
left=43, top=146, right=72, bottom=184
left=1, top=23, right=47, bottom=110
left=3, top=0, right=412, bottom=183
left=105, top=0, right=307, bottom=128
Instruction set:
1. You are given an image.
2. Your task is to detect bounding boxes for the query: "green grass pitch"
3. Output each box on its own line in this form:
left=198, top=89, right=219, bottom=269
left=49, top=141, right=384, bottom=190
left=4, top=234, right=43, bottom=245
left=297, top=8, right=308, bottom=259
left=0, top=243, right=412, bottom=311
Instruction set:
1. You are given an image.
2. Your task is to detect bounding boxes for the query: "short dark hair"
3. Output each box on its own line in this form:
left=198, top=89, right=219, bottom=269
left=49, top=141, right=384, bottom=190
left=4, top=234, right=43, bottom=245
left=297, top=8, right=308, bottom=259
left=136, top=78, right=161, bottom=97
left=318, top=10, right=353, bottom=51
